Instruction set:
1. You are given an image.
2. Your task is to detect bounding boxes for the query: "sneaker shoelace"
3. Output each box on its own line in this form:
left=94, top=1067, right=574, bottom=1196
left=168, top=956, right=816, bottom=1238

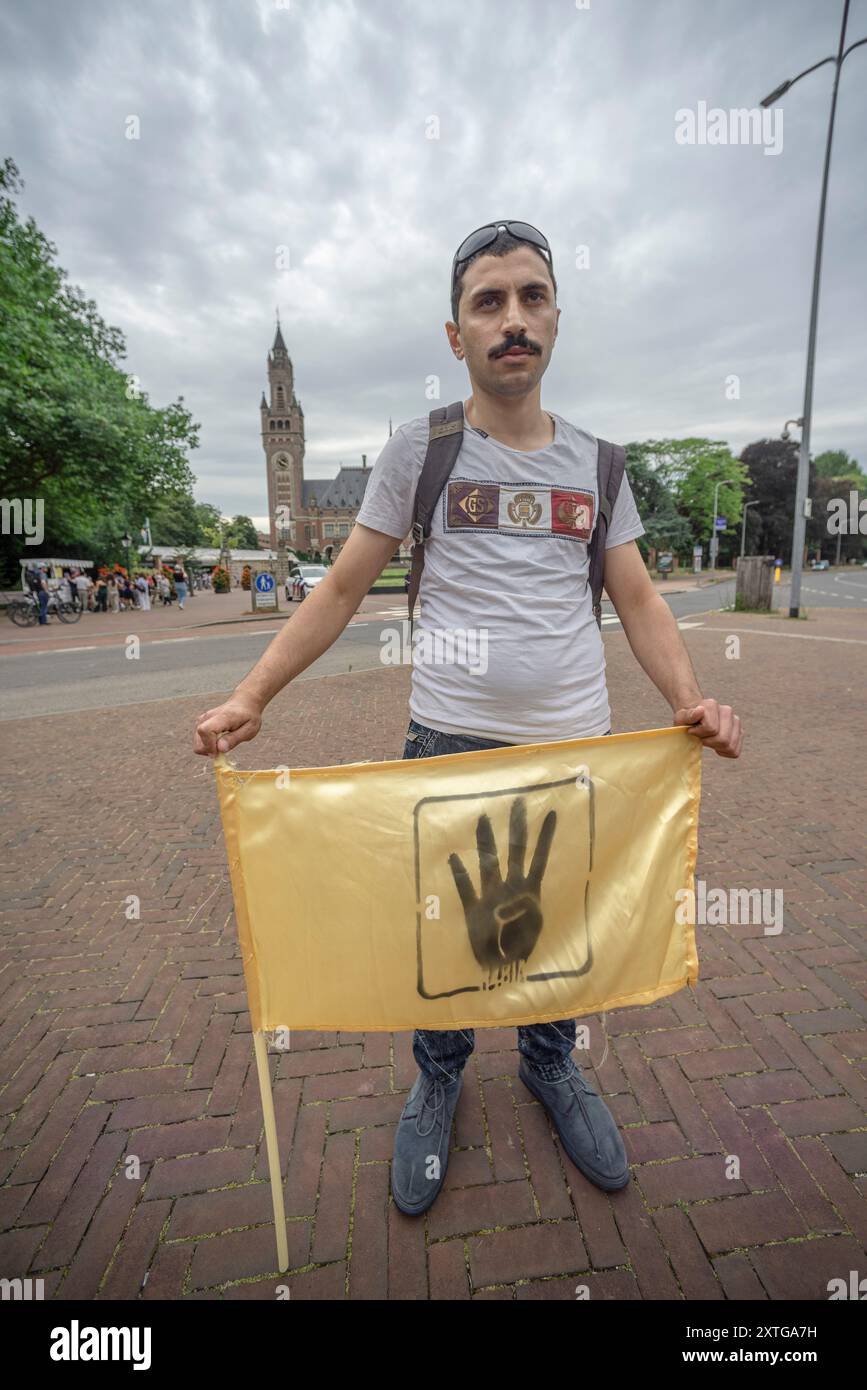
left=564, top=1068, right=603, bottom=1161
left=416, top=1076, right=448, bottom=1137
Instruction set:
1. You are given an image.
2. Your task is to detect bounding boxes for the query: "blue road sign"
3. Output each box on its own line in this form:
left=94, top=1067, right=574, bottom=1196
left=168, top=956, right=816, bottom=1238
left=715, top=516, right=727, bottom=530
left=255, top=572, right=275, bottom=592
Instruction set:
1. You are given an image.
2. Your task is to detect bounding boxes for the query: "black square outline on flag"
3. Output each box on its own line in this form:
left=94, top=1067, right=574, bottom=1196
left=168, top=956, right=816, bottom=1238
left=413, top=774, right=596, bottom=1000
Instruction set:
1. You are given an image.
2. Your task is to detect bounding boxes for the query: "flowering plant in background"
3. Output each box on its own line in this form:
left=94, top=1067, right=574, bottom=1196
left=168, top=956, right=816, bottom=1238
left=212, top=564, right=231, bottom=593
left=241, top=564, right=252, bottom=591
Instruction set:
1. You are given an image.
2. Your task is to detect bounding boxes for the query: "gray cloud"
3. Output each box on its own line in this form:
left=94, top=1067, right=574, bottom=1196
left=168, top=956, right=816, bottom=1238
left=2, top=0, right=864, bottom=525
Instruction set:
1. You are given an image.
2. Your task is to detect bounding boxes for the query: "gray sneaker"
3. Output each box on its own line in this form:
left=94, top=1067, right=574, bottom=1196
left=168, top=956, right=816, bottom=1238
left=519, top=1057, right=630, bottom=1191
left=391, top=1068, right=464, bottom=1215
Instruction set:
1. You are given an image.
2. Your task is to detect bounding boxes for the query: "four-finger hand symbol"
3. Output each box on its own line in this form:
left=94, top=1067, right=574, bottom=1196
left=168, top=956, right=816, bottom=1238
left=448, top=796, right=557, bottom=989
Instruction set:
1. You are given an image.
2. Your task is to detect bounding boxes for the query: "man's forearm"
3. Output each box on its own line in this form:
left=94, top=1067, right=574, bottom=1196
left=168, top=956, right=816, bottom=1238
left=616, top=592, right=703, bottom=712
left=233, top=576, right=359, bottom=710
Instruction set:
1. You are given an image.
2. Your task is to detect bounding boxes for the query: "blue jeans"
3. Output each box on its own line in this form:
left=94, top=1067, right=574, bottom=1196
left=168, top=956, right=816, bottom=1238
left=402, top=716, right=610, bottom=1084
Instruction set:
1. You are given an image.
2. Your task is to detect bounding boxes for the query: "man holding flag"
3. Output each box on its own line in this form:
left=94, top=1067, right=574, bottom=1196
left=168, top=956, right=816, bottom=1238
left=195, top=220, right=742, bottom=1213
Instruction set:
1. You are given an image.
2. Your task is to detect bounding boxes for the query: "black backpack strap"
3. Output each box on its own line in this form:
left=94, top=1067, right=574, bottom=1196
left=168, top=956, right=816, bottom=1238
left=588, top=437, right=626, bottom=630
left=406, top=400, right=465, bottom=631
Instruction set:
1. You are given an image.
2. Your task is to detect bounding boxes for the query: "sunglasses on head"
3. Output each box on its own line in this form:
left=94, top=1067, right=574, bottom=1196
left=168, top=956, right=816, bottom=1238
left=451, top=220, right=553, bottom=290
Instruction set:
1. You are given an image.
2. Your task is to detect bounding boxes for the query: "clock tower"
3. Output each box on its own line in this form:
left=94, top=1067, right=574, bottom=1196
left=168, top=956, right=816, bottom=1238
left=260, top=320, right=305, bottom=548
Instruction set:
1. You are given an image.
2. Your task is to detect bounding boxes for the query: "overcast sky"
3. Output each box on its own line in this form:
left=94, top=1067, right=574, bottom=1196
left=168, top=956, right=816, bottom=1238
left=2, top=0, right=865, bottom=527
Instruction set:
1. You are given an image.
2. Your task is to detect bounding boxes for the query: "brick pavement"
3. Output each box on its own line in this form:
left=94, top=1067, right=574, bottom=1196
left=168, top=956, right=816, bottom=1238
left=0, top=604, right=865, bottom=1300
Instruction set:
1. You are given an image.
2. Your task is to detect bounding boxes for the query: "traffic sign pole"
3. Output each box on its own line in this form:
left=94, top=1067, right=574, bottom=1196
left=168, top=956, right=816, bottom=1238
left=252, top=570, right=278, bottom=614
left=710, top=479, right=734, bottom=583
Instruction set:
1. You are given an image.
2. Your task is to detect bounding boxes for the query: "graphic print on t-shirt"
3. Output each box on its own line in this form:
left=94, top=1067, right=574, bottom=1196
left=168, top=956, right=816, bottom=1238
left=353, top=412, right=646, bottom=741
left=444, top=476, right=596, bottom=542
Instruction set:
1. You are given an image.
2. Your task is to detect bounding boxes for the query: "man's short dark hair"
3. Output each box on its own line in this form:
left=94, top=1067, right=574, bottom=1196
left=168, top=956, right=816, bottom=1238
left=451, top=230, right=558, bottom=325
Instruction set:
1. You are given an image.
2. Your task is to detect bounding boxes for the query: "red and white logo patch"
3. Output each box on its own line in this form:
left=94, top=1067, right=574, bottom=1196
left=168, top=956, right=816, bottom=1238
left=551, top=489, right=595, bottom=540
left=444, top=478, right=597, bottom=542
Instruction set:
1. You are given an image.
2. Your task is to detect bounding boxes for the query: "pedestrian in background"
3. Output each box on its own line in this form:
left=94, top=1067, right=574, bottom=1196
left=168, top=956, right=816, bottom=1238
left=135, top=573, right=151, bottom=611
left=36, top=566, right=49, bottom=625
left=75, top=571, right=92, bottom=611
left=61, top=568, right=77, bottom=607
left=173, top=564, right=188, bottom=609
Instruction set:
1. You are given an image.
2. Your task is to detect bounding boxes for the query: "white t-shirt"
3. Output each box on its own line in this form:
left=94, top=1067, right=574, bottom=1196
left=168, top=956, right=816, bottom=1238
left=355, top=409, right=646, bottom=743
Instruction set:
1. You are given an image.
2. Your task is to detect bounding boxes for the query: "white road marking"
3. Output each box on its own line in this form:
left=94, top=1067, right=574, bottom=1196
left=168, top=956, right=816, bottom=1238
left=7, top=626, right=325, bottom=662
left=677, top=621, right=705, bottom=629
left=800, top=579, right=867, bottom=601
left=37, top=645, right=97, bottom=654
left=707, top=627, right=867, bottom=646
left=144, top=629, right=279, bottom=647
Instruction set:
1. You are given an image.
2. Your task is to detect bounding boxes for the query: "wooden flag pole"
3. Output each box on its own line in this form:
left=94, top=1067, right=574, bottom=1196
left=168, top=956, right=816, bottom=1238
left=214, top=755, right=289, bottom=1271
left=252, top=1031, right=289, bottom=1273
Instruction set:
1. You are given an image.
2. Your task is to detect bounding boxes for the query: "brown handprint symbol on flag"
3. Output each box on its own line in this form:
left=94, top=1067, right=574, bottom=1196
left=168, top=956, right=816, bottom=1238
left=448, top=796, right=557, bottom=989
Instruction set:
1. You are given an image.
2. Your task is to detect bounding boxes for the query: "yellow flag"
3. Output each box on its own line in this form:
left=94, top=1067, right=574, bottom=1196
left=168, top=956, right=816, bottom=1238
left=214, top=725, right=701, bottom=1032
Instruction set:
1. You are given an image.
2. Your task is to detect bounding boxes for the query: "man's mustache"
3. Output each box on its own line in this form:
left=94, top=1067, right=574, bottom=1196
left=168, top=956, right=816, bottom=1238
left=492, top=338, right=540, bottom=358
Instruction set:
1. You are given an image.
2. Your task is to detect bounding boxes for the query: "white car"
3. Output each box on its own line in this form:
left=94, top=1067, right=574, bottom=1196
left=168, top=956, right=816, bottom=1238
left=286, top=563, right=329, bottom=602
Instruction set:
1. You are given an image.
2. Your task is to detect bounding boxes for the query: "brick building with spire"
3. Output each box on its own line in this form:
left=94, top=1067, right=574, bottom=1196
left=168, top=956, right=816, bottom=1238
left=260, top=323, right=396, bottom=559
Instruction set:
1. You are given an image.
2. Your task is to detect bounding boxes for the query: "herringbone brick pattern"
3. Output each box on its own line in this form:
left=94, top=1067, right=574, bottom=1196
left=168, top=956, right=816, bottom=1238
left=1, top=606, right=865, bottom=1298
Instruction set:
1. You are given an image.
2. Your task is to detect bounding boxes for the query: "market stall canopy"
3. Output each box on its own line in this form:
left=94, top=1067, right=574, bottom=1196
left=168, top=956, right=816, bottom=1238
left=19, top=558, right=94, bottom=571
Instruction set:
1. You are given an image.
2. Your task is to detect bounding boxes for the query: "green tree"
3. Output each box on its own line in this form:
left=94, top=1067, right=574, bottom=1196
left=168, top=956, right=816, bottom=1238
left=807, top=476, right=866, bottom=563
left=739, top=438, right=800, bottom=561
left=626, top=438, right=745, bottom=562
left=810, top=450, right=866, bottom=560
left=192, top=502, right=225, bottom=546
left=812, top=449, right=866, bottom=482
left=660, top=441, right=744, bottom=546
left=625, top=444, right=696, bottom=560
left=147, top=491, right=203, bottom=547
left=0, top=158, right=199, bottom=582
left=225, top=514, right=259, bottom=549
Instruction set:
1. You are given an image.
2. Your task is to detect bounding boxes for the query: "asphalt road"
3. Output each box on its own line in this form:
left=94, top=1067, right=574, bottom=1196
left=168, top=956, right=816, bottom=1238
left=2, top=569, right=864, bottom=721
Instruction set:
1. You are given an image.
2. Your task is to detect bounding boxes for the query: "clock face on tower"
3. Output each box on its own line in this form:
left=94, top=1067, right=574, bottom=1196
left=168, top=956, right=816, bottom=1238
left=273, top=451, right=293, bottom=471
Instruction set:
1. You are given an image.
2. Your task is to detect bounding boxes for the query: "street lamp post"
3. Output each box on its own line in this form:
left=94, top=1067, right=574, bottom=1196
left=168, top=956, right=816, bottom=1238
left=710, top=479, right=734, bottom=582
left=740, top=501, right=760, bottom=558
left=218, top=525, right=231, bottom=586
left=760, top=0, right=866, bottom=617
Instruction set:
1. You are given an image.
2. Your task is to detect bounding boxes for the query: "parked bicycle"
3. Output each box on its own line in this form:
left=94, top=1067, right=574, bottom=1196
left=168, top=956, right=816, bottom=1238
left=7, top=591, right=82, bottom=627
